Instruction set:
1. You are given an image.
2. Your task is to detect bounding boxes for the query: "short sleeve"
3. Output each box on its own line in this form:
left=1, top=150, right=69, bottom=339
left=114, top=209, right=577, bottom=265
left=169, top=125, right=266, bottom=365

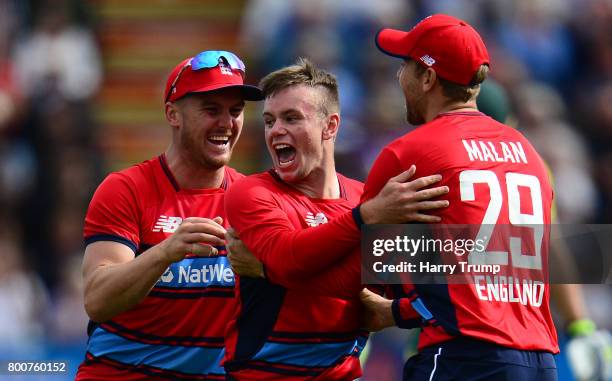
left=83, top=173, right=141, bottom=253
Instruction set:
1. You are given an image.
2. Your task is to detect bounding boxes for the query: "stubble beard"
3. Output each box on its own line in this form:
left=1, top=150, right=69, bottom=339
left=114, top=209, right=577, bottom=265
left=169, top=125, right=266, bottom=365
left=405, top=92, right=426, bottom=126
left=181, top=130, right=228, bottom=170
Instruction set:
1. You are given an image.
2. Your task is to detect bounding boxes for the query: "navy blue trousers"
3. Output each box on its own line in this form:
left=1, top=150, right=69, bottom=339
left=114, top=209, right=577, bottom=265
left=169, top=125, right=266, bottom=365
left=403, top=337, right=557, bottom=381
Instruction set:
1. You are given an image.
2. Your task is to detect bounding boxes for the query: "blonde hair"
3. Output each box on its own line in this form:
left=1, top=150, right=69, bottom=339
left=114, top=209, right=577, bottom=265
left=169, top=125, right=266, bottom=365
left=259, top=58, right=339, bottom=115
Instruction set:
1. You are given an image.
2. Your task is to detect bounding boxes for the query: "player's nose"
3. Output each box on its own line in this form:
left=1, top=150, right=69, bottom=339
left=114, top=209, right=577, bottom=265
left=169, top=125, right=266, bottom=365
left=217, top=110, right=233, bottom=128
left=267, top=120, right=288, bottom=137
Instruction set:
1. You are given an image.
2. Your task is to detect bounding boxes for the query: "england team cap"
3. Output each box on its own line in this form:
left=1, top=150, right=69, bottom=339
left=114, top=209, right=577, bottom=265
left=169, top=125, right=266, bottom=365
left=375, top=14, right=490, bottom=86
left=164, top=51, right=263, bottom=103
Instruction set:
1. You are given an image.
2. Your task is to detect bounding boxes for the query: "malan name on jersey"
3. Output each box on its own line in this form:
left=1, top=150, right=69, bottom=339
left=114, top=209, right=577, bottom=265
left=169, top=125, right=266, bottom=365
left=462, top=139, right=528, bottom=164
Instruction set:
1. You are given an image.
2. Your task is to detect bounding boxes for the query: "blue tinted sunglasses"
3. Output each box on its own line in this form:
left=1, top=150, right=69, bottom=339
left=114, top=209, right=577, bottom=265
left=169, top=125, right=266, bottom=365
left=165, top=50, right=246, bottom=102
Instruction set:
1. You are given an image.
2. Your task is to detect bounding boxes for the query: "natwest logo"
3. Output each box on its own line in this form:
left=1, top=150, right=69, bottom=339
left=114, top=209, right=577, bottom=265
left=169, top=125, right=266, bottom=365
left=160, top=268, right=174, bottom=282
left=178, top=263, right=234, bottom=284
left=153, top=215, right=183, bottom=233
left=158, top=263, right=234, bottom=285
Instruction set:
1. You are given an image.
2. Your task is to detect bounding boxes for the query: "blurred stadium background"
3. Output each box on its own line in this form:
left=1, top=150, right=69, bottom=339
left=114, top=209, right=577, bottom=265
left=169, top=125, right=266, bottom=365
left=0, top=0, right=609, bottom=379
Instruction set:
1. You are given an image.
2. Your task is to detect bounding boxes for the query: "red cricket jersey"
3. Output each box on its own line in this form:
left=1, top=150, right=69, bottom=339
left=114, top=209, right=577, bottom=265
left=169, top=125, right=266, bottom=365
left=363, top=111, right=558, bottom=353
left=76, top=154, right=242, bottom=380
left=222, top=170, right=367, bottom=381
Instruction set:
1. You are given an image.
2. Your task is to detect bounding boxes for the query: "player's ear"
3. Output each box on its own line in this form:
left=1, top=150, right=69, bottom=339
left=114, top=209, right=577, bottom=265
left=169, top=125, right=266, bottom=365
left=422, top=68, right=437, bottom=92
left=165, top=102, right=181, bottom=129
left=322, top=113, right=340, bottom=141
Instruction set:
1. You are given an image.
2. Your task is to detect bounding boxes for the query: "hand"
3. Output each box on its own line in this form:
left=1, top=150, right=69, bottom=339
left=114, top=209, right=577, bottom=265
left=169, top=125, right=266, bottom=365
left=159, top=216, right=226, bottom=263
left=360, top=288, right=394, bottom=332
left=566, top=319, right=612, bottom=381
left=226, top=228, right=265, bottom=278
left=360, top=165, right=449, bottom=224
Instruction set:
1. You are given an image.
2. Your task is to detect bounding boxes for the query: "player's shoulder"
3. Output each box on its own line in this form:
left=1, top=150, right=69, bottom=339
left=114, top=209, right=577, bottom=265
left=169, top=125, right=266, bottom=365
left=388, top=112, right=522, bottom=147
left=98, top=156, right=159, bottom=193
left=227, top=170, right=280, bottom=195
left=379, top=128, right=426, bottom=165
left=338, top=173, right=364, bottom=196
left=384, top=120, right=441, bottom=154
left=230, top=170, right=275, bottom=186
left=224, top=166, right=245, bottom=185
left=496, top=120, right=530, bottom=140
left=88, top=157, right=161, bottom=216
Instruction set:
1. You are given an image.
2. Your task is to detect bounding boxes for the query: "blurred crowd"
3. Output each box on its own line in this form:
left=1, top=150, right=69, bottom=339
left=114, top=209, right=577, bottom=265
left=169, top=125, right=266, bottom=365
left=0, top=0, right=101, bottom=367
left=0, top=0, right=609, bottom=379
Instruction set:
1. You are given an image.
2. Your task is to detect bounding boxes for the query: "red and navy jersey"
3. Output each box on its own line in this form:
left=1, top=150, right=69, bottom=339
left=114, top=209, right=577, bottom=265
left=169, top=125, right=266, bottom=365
left=363, top=111, right=558, bottom=353
left=76, top=154, right=243, bottom=381
left=222, top=170, right=367, bottom=381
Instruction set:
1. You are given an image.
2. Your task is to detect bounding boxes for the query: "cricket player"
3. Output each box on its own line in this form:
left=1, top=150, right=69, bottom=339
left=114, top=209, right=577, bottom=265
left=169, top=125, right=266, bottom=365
left=360, top=14, right=559, bottom=380
left=222, top=59, right=450, bottom=380
left=76, top=51, right=264, bottom=380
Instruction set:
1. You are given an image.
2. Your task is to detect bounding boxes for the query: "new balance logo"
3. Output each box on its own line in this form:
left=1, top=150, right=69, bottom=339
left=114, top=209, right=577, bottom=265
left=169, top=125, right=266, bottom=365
left=305, top=212, right=328, bottom=227
left=420, top=54, right=436, bottom=66
left=153, top=215, right=183, bottom=233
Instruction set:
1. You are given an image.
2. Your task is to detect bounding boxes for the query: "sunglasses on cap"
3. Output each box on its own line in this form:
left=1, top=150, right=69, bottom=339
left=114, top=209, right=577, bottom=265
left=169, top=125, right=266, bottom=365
left=165, top=50, right=247, bottom=103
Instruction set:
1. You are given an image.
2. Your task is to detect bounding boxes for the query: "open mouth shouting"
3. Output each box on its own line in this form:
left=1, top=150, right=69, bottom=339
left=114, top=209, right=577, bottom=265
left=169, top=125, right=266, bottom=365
left=274, top=143, right=297, bottom=167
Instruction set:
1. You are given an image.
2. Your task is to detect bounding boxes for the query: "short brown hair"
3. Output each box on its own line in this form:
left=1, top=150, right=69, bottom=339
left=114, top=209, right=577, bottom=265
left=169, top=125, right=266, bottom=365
left=414, top=62, right=489, bottom=103
left=259, top=58, right=340, bottom=115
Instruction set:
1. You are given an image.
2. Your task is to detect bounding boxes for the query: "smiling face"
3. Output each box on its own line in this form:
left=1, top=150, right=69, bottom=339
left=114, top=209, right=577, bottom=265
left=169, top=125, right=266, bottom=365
left=172, top=88, right=245, bottom=169
left=263, top=85, right=330, bottom=183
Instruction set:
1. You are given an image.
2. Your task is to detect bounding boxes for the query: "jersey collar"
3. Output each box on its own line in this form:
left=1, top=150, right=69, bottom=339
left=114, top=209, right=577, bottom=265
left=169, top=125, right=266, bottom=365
left=268, top=169, right=348, bottom=200
left=158, top=154, right=228, bottom=192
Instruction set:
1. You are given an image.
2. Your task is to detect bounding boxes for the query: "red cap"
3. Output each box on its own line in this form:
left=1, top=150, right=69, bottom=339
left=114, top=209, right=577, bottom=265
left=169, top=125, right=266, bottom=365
left=164, top=58, right=263, bottom=102
left=376, top=14, right=490, bottom=85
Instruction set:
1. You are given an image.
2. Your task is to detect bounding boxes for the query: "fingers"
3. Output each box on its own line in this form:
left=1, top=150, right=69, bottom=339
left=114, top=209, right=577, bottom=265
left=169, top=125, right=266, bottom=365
left=415, top=200, right=449, bottom=211
left=227, top=250, right=237, bottom=265
left=360, top=288, right=391, bottom=313
left=360, top=288, right=378, bottom=303
left=407, top=174, right=443, bottom=190
left=190, top=243, right=218, bottom=257
left=182, top=217, right=226, bottom=230
left=184, top=233, right=225, bottom=246
left=389, top=165, right=416, bottom=183
left=225, top=227, right=239, bottom=240
left=181, top=221, right=226, bottom=239
left=226, top=237, right=246, bottom=253
left=414, top=185, right=449, bottom=201
left=410, top=213, right=442, bottom=223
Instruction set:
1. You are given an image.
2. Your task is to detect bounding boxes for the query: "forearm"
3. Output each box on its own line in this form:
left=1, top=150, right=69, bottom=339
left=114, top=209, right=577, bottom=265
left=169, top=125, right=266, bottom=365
left=84, top=245, right=172, bottom=322
left=551, top=283, right=588, bottom=323
left=272, top=249, right=362, bottom=299
left=261, top=210, right=360, bottom=282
